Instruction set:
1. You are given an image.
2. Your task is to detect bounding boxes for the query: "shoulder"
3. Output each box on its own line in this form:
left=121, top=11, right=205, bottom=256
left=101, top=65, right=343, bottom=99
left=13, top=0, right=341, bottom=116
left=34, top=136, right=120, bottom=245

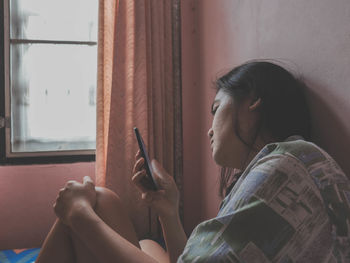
left=221, top=136, right=329, bottom=213
left=242, top=137, right=318, bottom=182
left=253, top=136, right=341, bottom=174
left=259, top=136, right=347, bottom=186
left=220, top=142, right=323, bottom=216
left=269, top=137, right=327, bottom=164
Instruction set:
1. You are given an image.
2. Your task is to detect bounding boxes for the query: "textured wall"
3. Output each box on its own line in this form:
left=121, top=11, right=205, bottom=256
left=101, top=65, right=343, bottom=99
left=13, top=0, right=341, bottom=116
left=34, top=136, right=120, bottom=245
left=182, top=0, right=350, bottom=233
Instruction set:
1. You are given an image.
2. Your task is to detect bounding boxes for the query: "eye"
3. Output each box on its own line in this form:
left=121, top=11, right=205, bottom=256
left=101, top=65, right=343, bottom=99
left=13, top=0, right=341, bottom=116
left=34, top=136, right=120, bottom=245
left=211, top=105, right=218, bottom=115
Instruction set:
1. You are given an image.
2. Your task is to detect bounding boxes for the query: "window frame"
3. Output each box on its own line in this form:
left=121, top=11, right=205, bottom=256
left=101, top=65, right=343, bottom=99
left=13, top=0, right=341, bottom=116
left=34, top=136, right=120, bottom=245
left=0, top=0, right=96, bottom=165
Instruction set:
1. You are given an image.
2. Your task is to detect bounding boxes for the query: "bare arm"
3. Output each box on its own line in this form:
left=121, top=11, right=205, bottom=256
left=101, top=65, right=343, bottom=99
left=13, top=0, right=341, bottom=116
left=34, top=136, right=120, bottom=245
left=159, top=213, right=187, bottom=263
left=132, top=157, right=188, bottom=263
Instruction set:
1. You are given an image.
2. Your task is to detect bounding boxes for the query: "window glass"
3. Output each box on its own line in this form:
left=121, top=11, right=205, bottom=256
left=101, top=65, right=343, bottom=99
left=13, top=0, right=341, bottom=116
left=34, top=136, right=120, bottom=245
left=10, top=0, right=98, bottom=41
left=8, top=0, right=98, bottom=154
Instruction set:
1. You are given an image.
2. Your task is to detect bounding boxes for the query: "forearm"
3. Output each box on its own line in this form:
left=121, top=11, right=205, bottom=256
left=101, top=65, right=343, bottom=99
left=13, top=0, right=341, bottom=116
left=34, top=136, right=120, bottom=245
left=159, top=212, right=187, bottom=263
left=70, top=206, right=157, bottom=263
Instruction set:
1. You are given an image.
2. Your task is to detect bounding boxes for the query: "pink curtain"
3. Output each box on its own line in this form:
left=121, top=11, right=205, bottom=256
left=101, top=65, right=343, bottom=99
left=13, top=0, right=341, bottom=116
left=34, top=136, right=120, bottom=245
left=96, top=0, right=182, bottom=239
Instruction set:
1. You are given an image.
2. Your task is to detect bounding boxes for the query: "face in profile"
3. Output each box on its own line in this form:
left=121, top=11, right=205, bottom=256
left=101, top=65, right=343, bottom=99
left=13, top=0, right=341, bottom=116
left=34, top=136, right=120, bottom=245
left=208, top=90, right=259, bottom=169
left=208, top=90, right=240, bottom=168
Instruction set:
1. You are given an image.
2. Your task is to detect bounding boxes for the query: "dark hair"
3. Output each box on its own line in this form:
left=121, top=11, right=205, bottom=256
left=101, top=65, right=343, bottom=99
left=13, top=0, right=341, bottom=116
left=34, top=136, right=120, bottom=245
left=216, top=60, right=311, bottom=197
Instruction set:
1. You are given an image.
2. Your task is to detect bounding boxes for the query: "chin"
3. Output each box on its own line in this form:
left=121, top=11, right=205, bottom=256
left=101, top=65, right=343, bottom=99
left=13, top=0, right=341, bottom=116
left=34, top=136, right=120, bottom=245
left=213, top=149, right=238, bottom=168
left=213, top=151, right=226, bottom=167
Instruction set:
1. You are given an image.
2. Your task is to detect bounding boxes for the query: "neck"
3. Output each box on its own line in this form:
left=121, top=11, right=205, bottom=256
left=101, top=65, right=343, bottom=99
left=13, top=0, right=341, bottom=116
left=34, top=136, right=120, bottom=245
left=240, top=134, right=275, bottom=171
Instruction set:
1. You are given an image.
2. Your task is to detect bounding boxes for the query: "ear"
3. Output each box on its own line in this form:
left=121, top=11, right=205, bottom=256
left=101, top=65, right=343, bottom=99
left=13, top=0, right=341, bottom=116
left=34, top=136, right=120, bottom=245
left=249, top=97, right=262, bottom=111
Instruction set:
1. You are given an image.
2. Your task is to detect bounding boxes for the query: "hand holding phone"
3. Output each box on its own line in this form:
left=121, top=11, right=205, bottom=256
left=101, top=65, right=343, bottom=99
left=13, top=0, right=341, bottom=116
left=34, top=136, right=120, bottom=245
left=133, top=127, right=158, bottom=191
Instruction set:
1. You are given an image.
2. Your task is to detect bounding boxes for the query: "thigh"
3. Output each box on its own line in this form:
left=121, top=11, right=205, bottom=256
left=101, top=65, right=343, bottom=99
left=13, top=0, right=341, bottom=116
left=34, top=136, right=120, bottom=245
left=93, top=187, right=140, bottom=248
left=72, top=187, right=141, bottom=263
left=140, top=239, right=169, bottom=263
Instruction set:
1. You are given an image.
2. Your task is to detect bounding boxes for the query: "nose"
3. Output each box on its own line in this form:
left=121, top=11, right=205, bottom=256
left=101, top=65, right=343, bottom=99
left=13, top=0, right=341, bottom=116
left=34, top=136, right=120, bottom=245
left=208, top=128, right=213, bottom=138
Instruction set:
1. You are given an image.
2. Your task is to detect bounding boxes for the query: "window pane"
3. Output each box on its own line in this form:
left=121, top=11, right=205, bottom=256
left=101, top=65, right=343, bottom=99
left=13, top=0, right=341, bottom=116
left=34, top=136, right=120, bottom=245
left=10, top=0, right=98, bottom=42
left=10, top=43, right=97, bottom=152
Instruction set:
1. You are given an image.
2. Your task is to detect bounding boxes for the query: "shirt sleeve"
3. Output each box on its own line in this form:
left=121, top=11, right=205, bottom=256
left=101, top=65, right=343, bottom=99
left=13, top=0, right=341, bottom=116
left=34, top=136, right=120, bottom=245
left=178, top=154, right=332, bottom=263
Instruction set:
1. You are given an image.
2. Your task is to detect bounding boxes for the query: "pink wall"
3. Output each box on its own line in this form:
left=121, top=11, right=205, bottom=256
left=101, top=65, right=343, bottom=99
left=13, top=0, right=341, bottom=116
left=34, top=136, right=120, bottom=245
left=182, top=0, right=350, bottom=234
left=2, top=0, right=350, bottom=249
left=0, top=162, right=95, bottom=249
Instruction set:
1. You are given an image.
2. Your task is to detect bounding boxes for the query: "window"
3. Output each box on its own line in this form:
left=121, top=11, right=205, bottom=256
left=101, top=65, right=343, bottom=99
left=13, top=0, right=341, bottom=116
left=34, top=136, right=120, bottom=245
left=1, top=0, right=98, bottom=164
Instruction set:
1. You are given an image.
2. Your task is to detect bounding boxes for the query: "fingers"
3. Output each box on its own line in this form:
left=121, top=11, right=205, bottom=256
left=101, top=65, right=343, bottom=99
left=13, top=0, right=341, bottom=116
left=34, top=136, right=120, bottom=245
left=135, top=149, right=141, bottom=159
left=133, top=157, right=145, bottom=174
left=63, top=177, right=95, bottom=190
left=65, top=180, right=76, bottom=187
left=58, top=188, right=65, bottom=196
left=132, top=170, right=148, bottom=193
left=83, top=176, right=95, bottom=189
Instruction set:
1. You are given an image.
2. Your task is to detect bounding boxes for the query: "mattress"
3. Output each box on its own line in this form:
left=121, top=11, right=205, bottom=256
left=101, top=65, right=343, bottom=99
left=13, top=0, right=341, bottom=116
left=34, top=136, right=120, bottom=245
left=0, top=248, right=40, bottom=263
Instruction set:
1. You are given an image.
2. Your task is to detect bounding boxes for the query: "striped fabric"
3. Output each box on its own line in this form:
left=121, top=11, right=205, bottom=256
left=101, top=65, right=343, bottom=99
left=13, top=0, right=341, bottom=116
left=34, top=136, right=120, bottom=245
left=178, top=136, right=350, bottom=262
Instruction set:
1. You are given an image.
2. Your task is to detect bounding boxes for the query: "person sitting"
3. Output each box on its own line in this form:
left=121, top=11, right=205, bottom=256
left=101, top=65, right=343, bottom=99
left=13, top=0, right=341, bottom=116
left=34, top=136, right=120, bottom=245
left=36, top=61, right=350, bottom=263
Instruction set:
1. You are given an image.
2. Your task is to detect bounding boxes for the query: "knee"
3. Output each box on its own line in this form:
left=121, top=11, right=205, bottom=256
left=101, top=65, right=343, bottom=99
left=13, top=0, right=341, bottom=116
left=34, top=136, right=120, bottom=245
left=94, top=186, right=124, bottom=211
left=92, top=187, right=138, bottom=244
left=95, top=186, right=120, bottom=200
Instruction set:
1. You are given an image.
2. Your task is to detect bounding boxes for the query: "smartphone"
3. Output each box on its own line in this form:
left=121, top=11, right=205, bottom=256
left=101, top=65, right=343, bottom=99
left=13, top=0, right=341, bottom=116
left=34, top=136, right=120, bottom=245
left=133, top=127, right=158, bottom=191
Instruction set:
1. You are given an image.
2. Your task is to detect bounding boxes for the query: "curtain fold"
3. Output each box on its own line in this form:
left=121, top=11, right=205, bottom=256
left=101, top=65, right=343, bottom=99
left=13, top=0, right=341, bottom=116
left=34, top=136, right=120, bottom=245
left=96, top=0, right=183, bottom=239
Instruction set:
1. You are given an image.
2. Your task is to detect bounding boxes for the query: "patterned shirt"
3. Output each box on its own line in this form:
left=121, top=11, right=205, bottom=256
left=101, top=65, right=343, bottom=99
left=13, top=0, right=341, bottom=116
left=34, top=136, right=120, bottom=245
left=178, top=136, right=350, bottom=262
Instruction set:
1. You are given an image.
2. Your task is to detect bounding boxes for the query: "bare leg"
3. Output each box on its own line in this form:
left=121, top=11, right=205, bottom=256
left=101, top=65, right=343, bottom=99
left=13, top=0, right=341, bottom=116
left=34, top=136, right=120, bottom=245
left=71, top=187, right=141, bottom=263
left=35, top=219, right=76, bottom=263
left=36, top=187, right=140, bottom=263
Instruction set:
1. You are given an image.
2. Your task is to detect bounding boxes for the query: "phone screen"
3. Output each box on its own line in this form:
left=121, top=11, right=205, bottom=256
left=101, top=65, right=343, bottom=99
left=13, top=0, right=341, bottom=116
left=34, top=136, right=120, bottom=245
left=133, top=127, right=158, bottom=191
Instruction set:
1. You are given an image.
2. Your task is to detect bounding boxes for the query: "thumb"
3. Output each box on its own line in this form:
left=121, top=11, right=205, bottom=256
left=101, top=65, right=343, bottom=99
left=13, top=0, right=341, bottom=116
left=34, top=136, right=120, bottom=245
left=151, top=159, right=170, bottom=184
left=152, top=159, right=164, bottom=176
left=83, top=176, right=95, bottom=189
